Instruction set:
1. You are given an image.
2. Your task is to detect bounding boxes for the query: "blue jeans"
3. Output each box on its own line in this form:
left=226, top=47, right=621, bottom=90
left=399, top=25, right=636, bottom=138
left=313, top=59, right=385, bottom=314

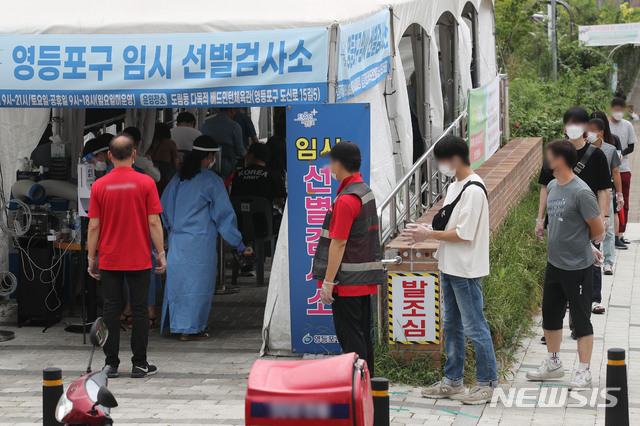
left=441, top=272, right=498, bottom=387
left=603, top=196, right=615, bottom=267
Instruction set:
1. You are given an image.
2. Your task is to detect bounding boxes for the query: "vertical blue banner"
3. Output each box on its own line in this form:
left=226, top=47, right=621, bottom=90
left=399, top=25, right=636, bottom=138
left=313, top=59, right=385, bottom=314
left=287, top=103, right=371, bottom=354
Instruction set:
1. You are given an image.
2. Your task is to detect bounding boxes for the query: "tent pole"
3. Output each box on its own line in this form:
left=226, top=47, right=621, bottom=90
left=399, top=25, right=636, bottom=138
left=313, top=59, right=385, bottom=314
left=327, top=23, right=339, bottom=103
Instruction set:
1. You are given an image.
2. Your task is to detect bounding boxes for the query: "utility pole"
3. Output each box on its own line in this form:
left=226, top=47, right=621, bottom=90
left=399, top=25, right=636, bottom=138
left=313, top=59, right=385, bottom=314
left=550, top=0, right=558, bottom=81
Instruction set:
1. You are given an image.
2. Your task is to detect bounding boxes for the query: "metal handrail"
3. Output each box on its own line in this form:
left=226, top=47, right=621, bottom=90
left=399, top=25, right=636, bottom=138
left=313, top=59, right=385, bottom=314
left=377, top=112, right=467, bottom=246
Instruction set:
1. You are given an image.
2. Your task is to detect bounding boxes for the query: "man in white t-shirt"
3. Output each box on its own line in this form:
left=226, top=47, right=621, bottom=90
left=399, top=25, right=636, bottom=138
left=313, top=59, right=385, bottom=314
left=407, top=135, right=497, bottom=405
left=609, top=97, right=636, bottom=243
left=170, top=112, right=202, bottom=152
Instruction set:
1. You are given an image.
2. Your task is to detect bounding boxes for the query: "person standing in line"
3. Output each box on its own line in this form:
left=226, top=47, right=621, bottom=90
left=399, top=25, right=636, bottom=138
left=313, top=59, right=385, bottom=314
left=536, top=107, right=610, bottom=319
left=160, top=135, right=246, bottom=341
left=312, top=141, right=385, bottom=378
left=407, top=135, right=498, bottom=405
left=201, top=108, right=246, bottom=177
left=170, top=112, right=202, bottom=152
left=526, top=140, right=605, bottom=389
left=609, top=97, right=636, bottom=246
left=87, top=134, right=166, bottom=378
left=587, top=118, right=623, bottom=280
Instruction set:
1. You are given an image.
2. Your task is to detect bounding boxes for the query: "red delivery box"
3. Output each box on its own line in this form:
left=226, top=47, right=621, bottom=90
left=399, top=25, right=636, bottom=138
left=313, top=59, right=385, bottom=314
left=245, top=352, right=373, bottom=426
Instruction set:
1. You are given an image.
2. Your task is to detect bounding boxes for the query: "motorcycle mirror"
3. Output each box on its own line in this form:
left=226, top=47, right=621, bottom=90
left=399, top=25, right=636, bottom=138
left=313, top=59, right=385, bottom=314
left=89, top=317, right=108, bottom=347
left=97, top=386, right=118, bottom=409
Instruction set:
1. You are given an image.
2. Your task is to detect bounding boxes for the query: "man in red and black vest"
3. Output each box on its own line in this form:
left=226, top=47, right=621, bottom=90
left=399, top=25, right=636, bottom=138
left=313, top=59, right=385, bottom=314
left=312, top=141, right=385, bottom=376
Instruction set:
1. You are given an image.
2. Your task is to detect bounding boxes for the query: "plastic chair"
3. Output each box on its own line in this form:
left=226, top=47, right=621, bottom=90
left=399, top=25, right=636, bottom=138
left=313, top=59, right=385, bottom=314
left=230, top=195, right=275, bottom=287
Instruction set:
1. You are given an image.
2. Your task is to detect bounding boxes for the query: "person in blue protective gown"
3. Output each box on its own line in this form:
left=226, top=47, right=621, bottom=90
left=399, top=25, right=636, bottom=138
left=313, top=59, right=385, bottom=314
left=160, top=135, right=246, bottom=341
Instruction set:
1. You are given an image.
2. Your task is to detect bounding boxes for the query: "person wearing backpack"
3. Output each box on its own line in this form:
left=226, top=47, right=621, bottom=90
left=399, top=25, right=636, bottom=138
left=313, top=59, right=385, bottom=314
left=406, top=135, right=497, bottom=405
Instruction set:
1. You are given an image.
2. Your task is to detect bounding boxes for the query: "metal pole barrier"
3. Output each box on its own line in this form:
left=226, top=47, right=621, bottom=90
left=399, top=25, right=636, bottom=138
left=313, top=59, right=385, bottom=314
left=371, top=377, right=389, bottom=426
left=43, top=368, right=63, bottom=426
left=606, top=348, right=629, bottom=426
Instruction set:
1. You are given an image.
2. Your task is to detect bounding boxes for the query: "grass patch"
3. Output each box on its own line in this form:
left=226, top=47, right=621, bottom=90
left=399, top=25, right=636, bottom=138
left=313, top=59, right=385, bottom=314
left=375, top=180, right=546, bottom=386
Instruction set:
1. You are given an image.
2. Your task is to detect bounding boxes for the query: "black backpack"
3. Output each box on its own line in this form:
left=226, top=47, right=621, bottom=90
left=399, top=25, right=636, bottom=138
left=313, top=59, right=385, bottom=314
left=432, top=181, right=488, bottom=231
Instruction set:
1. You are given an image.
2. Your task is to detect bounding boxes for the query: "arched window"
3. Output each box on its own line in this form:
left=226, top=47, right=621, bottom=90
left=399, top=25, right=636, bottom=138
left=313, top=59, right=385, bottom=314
left=462, top=2, right=480, bottom=88
left=399, top=23, right=430, bottom=162
left=435, top=12, right=458, bottom=127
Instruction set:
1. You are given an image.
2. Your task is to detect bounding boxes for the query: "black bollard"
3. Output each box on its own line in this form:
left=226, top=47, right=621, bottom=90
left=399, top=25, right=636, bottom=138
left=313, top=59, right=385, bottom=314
left=43, top=368, right=63, bottom=426
left=605, top=348, right=629, bottom=426
left=371, top=377, right=389, bottom=426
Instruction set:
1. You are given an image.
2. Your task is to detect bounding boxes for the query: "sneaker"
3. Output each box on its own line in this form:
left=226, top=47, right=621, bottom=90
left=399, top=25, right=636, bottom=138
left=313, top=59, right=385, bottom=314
left=571, top=331, right=577, bottom=340
left=569, top=369, right=592, bottom=389
left=540, top=336, right=546, bottom=344
left=526, top=359, right=564, bottom=381
left=592, top=302, right=606, bottom=314
left=459, top=386, right=494, bottom=405
left=603, top=265, right=613, bottom=275
left=131, top=363, right=158, bottom=378
left=615, top=237, right=628, bottom=250
left=104, top=365, right=119, bottom=379
left=421, top=381, right=465, bottom=399
left=621, top=236, right=631, bottom=244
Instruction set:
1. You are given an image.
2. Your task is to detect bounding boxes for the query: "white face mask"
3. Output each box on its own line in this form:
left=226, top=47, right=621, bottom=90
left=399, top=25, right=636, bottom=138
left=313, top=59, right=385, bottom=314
left=612, top=111, right=624, bottom=121
left=586, top=132, right=599, bottom=143
left=438, top=163, right=457, bottom=178
left=94, top=161, right=108, bottom=172
left=565, top=124, right=584, bottom=140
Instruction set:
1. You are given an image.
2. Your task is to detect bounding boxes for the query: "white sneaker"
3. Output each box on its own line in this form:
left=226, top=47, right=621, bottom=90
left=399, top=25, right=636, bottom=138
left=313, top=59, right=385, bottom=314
left=569, top=369, right=592, bottom=389
left=603, top=264, right=613, bottom=275
left=592, top=302, right=606, bottom=314
left=459, top=386, right=494, bottom=405
left=526, top=359, right=564, bottom=381
left=421, top=381, right=465, bottom=399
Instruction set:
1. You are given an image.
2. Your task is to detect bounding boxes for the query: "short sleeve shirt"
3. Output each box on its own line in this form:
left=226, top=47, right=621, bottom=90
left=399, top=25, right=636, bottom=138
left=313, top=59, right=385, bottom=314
left=609, top=119, right=637, bottom=172
left=539, top=143, right=611, bottom=195
left=316, top=173, right=377, bottom=297
left=231, top=164, right=286, bottom=203
left=546, top=177, right=601, bottom=270
left=88, top=167, right=163, bottom=270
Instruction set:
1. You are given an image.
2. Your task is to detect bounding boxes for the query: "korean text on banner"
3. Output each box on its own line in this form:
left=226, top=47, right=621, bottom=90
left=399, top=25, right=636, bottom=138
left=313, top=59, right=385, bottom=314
left=388, top=273, right=440, bottom=344
left=286, top=103, right=371, bottom=354
left=336, top=10, right=391, bottom=101
left=467, top=76, right=501, bottom=169
left=0, top=28, right=328, bottom=108
left=579, top=23, right=640, bottom=47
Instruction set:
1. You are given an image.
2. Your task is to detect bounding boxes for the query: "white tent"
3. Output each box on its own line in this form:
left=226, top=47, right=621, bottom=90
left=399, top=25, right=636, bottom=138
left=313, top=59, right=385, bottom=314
left=1, top=0, right=497, bottom=353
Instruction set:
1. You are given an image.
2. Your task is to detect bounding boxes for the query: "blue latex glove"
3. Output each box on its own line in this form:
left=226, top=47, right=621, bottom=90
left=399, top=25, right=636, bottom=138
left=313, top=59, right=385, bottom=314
left=236, top=242, right=247, bottom=254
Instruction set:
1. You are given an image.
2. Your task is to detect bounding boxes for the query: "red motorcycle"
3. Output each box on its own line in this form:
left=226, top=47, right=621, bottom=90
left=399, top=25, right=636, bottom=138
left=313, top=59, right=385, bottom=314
left=55, top=317, right=118, bottom=425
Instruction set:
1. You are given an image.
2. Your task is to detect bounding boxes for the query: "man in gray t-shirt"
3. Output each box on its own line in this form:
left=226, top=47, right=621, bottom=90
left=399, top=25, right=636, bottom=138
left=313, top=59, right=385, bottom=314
left=546, top=178, right=600, bottom=269
left=527, top=139, right=605, bottom=390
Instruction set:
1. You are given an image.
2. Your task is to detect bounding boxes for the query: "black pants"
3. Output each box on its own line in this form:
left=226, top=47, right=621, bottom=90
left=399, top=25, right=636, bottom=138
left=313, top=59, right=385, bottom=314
left=592, top=244, right=602, bottom=303
left=332, top=294, right=374, bottom=377
left=543, top=263, right=593, bottom=338
left=102, top=269, right=151, bottom=368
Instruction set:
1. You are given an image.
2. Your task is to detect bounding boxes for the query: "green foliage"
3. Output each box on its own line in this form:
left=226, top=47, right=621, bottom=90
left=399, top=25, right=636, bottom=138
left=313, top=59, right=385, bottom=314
left=375, top=181, right=545, bottom=385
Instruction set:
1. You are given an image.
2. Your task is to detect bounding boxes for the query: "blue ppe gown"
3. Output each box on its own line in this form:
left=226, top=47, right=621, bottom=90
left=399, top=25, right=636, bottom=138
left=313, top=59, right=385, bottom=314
left=160, top=169, right=242, bottom=334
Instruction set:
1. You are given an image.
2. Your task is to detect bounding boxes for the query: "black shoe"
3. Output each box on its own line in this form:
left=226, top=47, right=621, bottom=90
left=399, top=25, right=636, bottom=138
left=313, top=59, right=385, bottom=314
left=571, top=331, right=577, bottom=340
left=541, top=336, right=546, bottom=344
left=615, top=236, right=628, bottom=250
left=621, top=236, right=631, bottom=244
left=131, top=363, right=158, bottom=378
left=105, top=365, right=119, bottom=379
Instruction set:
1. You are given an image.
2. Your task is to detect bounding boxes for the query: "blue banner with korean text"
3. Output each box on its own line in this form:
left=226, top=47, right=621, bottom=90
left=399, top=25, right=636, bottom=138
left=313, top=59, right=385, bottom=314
left=0, top=29, right=327, bottom=108
left=286, top=103, right=371, bottom=354
left=336, top=10, right=391, bottom=101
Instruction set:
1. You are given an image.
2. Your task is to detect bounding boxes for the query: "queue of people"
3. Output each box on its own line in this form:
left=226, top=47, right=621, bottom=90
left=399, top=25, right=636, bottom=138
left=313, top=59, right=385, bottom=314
left=83, top=109, right=287, bottom=373
left=401, top=99, right=635, bottom=403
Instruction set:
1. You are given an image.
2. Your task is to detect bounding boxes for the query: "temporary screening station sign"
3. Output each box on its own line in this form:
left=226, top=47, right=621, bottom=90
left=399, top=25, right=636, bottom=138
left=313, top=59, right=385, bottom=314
left=286, top=103, right=371, bottom=354
left=0, top=28, right=328, bottom=108
left=336, top=10, right=391, bottom=101
left=388, top=273, right=440, bottom=344
left=467, top=76, right=501, bottom=169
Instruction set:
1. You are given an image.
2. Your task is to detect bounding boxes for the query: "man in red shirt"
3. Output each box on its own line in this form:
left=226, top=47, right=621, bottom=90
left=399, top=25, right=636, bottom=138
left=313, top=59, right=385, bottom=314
left=87, top=134, right=166, bottom=379
left=312, top=142, right=385, bottom=376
